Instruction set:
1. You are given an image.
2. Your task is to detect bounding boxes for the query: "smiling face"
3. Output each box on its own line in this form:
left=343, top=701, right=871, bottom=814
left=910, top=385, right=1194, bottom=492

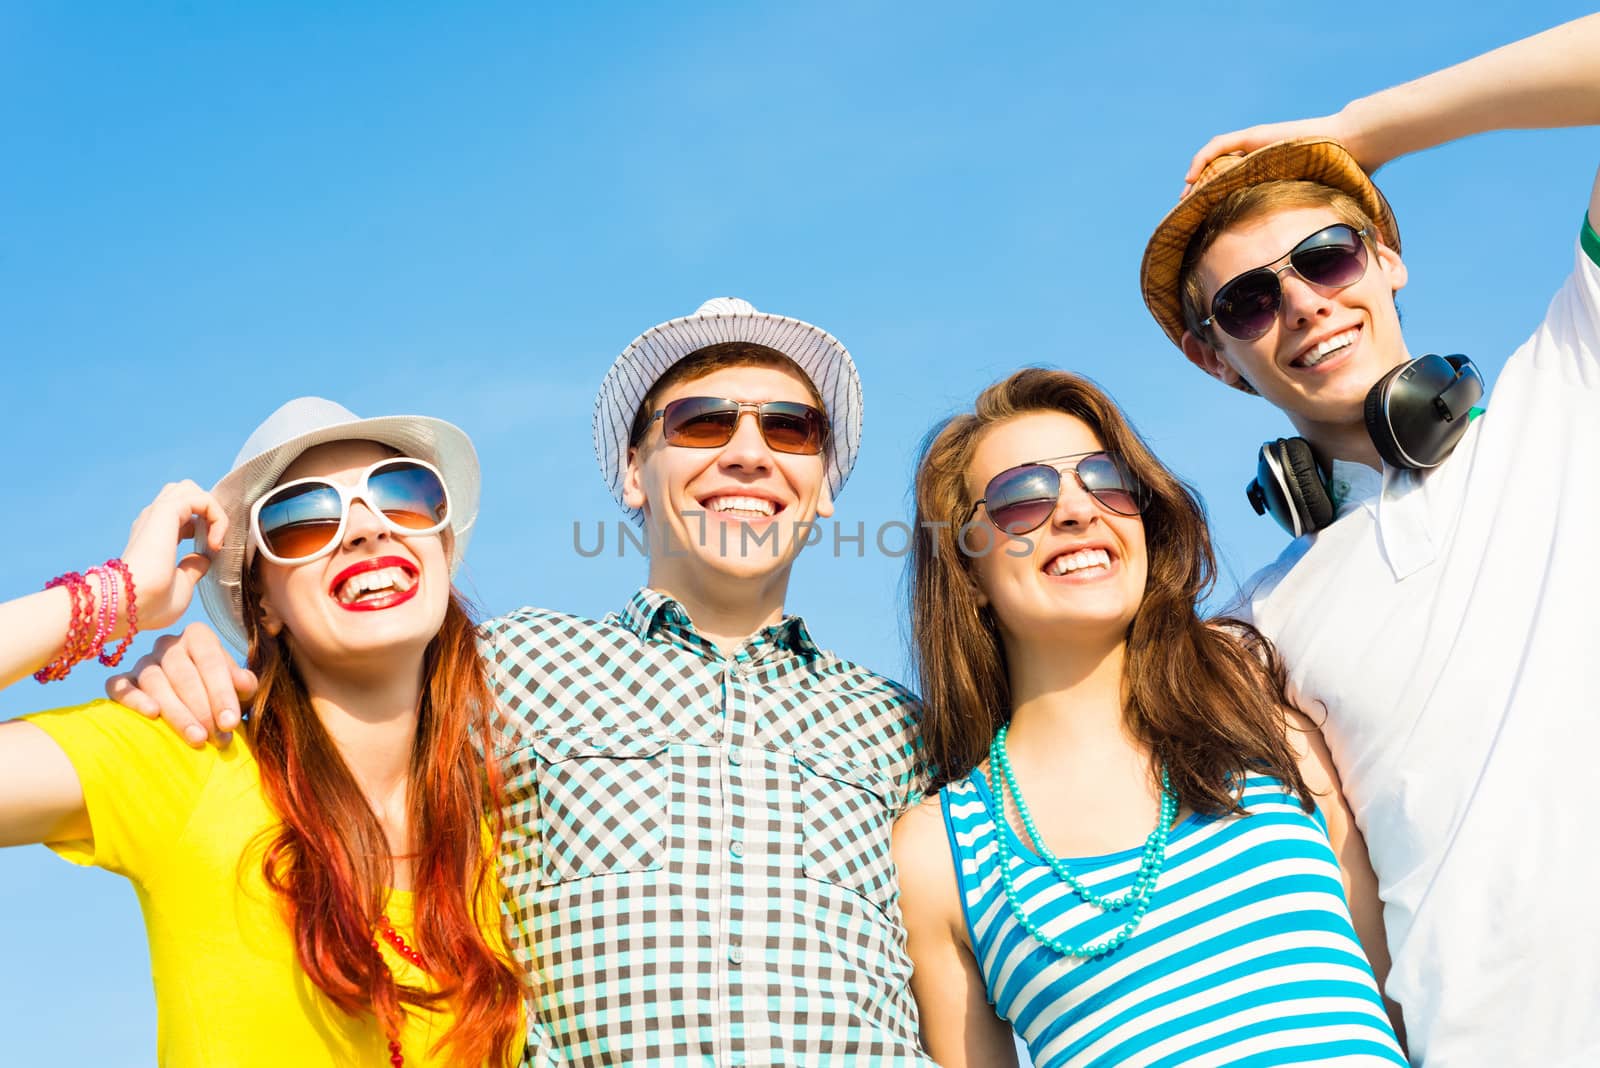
left=1182, top=205, right=1411, bottom=448
left=623, top=363, right=834, bottom=598
left=965, top=411, right=1147, bottom=649
left=253, top=440, right=451, bottom=675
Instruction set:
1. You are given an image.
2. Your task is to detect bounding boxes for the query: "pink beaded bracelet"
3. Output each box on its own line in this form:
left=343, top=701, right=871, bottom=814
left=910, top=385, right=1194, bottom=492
left=33, top=558, right=140, bottom=682
left=88, top=566, right=115, bottom=653
left=98, top=558, right=138, bottom=667
left=34, top=571, right=91, bottom=683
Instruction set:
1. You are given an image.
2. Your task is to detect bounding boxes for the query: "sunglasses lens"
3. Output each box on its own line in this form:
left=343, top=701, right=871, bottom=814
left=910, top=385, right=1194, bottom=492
left=1292, top=225, right=1367, bottom=287
left=661, top=398, right=826, bottom=454
left=1077, top=453, right=1143, bottom=516
left=1211, top=225, right=1369, bottom=341
left=662, top=398, right=738, bottom=448
left=760, top=403, right=826, bottom=455
left=256, top=461, right=450, bottom=562
left=988, top=499, right=1057, bottom=535
left=257, top=483, right=344, bottom=561
left=368, top=461, right=450, bottom=531
left=985, top=466, right=1061, bottom=535
left=1213, top=270, right=1282, bottom=341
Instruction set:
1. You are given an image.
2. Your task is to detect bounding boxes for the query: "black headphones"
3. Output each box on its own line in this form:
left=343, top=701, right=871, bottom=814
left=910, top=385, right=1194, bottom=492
left=1246, top=353, right=1484, bottom=537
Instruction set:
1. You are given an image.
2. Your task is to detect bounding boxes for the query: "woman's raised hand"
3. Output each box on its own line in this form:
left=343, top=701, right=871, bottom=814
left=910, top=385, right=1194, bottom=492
left=120, top=480, right=230, bottom=633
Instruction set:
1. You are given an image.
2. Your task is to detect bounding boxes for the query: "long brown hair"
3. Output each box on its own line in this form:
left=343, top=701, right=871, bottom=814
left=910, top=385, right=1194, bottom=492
left=241, top=579, right=523, bottom=1067
left=908, top=367, right=1311, bottom=815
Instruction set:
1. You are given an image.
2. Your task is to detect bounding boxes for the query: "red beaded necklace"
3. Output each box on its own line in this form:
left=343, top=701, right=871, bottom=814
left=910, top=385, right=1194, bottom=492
left=374, top=916, right=427, bottom=1068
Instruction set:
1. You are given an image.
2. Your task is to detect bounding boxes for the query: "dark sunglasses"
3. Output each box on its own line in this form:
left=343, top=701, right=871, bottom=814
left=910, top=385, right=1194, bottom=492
left=250, top=457, right=451, bottom=564
left=637, top=396, right=827, bottom=455
left=967, top=451, right=1144, bottom=536
left=1199, top=223, right=1374, bottom=341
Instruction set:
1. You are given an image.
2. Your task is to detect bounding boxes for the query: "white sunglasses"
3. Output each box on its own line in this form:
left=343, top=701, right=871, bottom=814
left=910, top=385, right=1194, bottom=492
left=248, top=457, right=452, bottom=566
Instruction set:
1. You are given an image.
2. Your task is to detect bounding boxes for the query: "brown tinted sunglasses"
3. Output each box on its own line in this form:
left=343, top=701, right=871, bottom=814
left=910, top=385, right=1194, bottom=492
left=636, top=396, right=827, bottom=455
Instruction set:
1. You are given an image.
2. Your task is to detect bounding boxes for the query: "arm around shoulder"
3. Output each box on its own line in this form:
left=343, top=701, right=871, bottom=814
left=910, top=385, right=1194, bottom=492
left=894, top=796, right=1018, bottom=1068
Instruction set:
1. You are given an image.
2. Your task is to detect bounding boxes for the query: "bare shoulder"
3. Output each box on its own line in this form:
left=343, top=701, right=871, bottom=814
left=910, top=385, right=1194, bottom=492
left=893, top=794, right=949, bottom=861
left=893, top=794, right=962, bottom=927
left=1281, top=706, right=1340, bottom=795
left=1282, top=714, right=1353, bottom=819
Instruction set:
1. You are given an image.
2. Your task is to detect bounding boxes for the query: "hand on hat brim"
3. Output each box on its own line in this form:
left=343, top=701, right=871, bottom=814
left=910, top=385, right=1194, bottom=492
left=1182, top=112, right=1372, bottom=195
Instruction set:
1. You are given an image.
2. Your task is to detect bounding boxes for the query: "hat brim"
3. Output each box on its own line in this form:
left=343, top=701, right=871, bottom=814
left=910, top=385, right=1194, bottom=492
left=197, top=414, right=480, bottom=653
left=1139, top=137, right=1400, bottom=349
left=591, top=310, right=864, bottom=525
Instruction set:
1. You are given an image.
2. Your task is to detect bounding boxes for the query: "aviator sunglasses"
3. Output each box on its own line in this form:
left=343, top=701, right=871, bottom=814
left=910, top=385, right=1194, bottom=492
left=636, top=396, right=828, bottom=455
left=250, top=457, right=452, bottom=565
left=1199, top=223, right=1374, bottom=341
left=967, top=451, right=1145, bottom=536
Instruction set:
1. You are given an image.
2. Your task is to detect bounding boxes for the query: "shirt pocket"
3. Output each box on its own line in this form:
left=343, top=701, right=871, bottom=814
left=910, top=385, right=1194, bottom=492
left=794, top=749, right=899, bottom=913
left=531, top=733, right=672, bottom=887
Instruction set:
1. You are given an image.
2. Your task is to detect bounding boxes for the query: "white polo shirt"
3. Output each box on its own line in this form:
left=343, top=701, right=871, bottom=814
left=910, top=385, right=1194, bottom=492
left=1237, top=223, right=1600, bottom=1067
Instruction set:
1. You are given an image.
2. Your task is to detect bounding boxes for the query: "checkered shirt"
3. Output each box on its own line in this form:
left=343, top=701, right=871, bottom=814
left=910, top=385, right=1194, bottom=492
left=483, top=588, right=933, bottom=1068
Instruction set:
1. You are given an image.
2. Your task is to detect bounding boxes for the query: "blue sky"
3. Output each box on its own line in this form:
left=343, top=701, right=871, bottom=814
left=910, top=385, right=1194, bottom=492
left=1, top=3, right=1595, bottom=1063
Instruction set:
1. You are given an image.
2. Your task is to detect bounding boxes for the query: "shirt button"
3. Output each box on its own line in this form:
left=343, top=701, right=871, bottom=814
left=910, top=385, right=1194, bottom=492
left=730, top=840, right=744, bottom=859
left=728, top=746, right=743, bottom=766
left=729, top=943, right=744, bottom=965
left=728, top=663, right=742, bottom=680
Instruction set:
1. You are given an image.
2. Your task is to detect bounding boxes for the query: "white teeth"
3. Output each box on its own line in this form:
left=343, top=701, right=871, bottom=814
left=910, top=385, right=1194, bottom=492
left=335, top=566, right=415, bottom=604
left=707, top=495, right=776, bottom=517
left=1299, top=328, right=1359, bottom=367
left=1045, top=548, right=1111, bottom=576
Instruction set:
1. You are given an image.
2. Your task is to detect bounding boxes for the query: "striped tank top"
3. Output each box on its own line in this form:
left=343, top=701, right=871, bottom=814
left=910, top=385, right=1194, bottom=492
left=940, top=769, right=1406, bottom=1067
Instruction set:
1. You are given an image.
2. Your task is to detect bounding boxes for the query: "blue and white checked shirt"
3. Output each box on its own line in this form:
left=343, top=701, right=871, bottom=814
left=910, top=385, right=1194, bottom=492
left=483, top=588, right=932, bottom=1067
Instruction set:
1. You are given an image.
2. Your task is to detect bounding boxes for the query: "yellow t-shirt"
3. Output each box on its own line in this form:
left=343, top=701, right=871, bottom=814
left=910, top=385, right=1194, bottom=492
left=25, top=700, right=520, bottom=1068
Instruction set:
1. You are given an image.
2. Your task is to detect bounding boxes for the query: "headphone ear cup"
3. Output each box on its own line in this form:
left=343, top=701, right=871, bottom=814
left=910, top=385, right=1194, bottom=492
left=1364, top=363, right=1413, bottom=468
left=1254, top=437, right=1334, bottom=537
left=1276, top=437, right=1335, bottom=533
left=1365, top=354, right=1485, bottom=469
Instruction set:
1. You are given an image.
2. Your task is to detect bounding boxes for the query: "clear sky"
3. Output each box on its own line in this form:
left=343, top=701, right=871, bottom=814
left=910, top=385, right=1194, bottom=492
left=1, top=3, right=1595, bottom=1063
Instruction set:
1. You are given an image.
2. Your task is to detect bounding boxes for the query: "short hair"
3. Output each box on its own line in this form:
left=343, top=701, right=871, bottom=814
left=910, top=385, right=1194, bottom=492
left=1178, top=180, right=1377, bottom=339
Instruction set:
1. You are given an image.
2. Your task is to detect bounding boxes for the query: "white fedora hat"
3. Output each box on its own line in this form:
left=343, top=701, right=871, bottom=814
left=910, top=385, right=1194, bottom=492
left=591, top=297, right=864, bottom=524
left=197, top=397, right=480, bottom=653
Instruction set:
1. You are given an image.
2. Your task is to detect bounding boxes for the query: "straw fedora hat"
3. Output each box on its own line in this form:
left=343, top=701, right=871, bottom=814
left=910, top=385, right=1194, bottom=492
left=1140, top=137, right=1400, bottom=348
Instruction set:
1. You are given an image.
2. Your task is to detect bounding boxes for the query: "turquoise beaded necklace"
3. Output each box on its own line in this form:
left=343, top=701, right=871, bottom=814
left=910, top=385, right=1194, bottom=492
left=986, top=724, right=1178, bottom=959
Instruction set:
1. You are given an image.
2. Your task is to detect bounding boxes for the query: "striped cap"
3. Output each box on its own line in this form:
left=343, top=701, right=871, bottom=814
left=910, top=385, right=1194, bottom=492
left=592, top=297, right=863, bottom=524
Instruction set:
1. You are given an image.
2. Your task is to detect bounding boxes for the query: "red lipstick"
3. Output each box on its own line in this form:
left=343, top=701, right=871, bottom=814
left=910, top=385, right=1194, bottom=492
left=328, top=556, right=420, bottom=612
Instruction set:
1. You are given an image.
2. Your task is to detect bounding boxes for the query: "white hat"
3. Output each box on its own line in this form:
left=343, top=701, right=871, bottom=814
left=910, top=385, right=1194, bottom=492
left=591, top=297, right=864, bottom=524
left=196, top=397, right=480, bottom=653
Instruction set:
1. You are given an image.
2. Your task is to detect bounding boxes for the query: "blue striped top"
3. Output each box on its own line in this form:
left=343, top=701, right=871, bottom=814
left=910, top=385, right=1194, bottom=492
left=940, top=769, right=1405, bottom=1067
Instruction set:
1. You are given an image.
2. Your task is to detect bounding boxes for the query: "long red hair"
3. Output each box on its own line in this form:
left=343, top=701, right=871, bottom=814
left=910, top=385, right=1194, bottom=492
left=241, top=580, right=523, bottom=1066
